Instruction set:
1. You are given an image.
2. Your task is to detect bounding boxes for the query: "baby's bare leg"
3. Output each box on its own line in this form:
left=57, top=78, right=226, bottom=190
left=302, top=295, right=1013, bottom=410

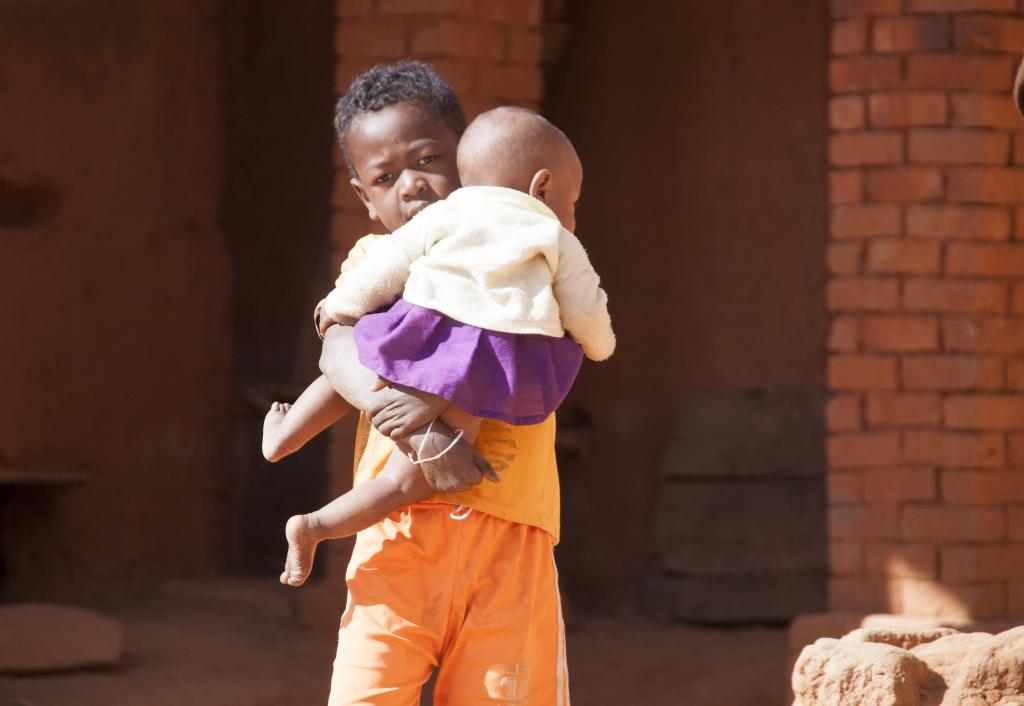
left=317, top=324, right=383, bottom=411
left=281, top=447, right=433, bottom=586
left=280, top=409, right=490, bottom=586
left=262, top=375, right=352, bottom=462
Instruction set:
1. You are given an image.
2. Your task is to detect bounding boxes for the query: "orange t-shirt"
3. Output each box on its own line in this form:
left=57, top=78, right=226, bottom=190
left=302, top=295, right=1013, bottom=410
left=329, top=234, right=562, bottom=543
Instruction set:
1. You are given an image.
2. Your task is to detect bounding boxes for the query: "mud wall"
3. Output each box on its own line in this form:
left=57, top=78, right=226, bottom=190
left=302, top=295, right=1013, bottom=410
left=0, top=0, right=231, bottom=584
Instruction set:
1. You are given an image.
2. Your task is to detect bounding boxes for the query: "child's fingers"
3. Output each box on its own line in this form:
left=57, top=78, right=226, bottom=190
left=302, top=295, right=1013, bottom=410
left=270, top=401, right=280, bottom=412
left=475, top=454, right=500, bottom=483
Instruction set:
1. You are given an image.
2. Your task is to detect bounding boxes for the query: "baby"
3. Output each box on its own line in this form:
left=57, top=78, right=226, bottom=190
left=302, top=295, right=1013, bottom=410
left=263, top=106, right=614, bottom=586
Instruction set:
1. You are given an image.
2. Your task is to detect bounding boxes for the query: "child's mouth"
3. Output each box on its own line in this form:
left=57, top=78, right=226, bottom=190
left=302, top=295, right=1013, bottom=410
left=405, top=201, right=430, bottom=220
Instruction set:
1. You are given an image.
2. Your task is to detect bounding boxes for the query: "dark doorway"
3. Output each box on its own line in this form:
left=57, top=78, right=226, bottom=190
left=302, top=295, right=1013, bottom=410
left=545, top=0, right=830, bottom=621
left=221, top=0, right=337, bottom=574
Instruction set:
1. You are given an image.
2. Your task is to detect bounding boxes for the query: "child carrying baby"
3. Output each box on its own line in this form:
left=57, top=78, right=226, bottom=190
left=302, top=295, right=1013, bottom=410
left=263, top=104, right=614, bottom=587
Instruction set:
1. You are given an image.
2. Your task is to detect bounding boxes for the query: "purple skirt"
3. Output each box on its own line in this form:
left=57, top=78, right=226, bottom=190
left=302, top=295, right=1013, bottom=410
left=353, top=298, right=583, bottom=425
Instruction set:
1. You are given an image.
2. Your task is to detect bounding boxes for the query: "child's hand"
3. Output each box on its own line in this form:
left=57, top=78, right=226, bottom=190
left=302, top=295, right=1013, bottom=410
left=406, top=421, right=498, bottom=492
left=367, top=384, right=448, bottom=440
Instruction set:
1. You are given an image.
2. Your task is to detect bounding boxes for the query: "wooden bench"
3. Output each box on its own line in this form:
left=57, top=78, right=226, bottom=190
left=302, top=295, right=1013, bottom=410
left=0, top=469, right=91, bottom=597
left=0, top=469, right=91, bottom=487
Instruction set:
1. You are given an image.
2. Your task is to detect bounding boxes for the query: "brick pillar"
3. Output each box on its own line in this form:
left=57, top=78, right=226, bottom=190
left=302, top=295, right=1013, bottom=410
left=330, top=0, right=544, bottom=271
left=828, top=0, right=1024, bottom=620
left=320, top=0, right=545, bottom=578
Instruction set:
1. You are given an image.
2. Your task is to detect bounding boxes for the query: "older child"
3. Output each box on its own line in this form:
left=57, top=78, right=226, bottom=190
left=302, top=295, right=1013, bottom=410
left=265, top=104, right=613, bottom=592
left=276, top=61, right=584, bottom=704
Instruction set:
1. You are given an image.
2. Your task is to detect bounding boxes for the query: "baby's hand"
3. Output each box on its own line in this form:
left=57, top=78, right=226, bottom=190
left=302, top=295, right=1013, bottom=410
left=262, top=402, right=292, bottom=462
left=367, top=384, right=447, bottom=440
left=317, top=311, right=338, bottom=339
left=317, top=311, right=358, bottom=339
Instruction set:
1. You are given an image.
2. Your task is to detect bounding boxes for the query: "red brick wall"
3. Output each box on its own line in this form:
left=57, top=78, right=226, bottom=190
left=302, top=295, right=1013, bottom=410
left=322, top=0, right=545, bottom=576
left=329, top=0, right=544, bottom=273
left=828, top=0, right=1024, bottom=619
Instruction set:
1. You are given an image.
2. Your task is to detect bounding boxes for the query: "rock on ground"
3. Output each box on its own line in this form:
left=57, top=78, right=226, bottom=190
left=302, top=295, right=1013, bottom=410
left=843, top=627, right=959, bottom=651
left=945, top=626, right=1024, bottom=706
left=0, top=603, right=122, bottom=673
left=792, top=638, right=931, bottom=706
left=793, top=625, right=1024, bottom=706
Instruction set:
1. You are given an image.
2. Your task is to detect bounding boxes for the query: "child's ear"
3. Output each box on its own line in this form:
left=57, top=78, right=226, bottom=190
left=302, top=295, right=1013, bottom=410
left=350, top=178, right=380, bottom=222
left=1015, top=53, right=1024, bottom=117
left=528, top=169, right=552, bottom=203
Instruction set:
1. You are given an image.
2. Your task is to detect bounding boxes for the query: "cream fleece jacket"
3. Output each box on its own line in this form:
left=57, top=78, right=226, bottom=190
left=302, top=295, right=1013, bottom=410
left=322, top=186, right=615, bottom=361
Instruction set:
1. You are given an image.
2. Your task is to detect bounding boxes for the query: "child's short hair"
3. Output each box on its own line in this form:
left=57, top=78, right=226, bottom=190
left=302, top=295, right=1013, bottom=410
left=334, top=60, right=467, bottom=177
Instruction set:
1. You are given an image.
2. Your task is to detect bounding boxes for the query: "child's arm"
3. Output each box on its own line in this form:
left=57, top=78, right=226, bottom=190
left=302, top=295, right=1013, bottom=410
left=319, top=324, right=496, bottom=491
left=262, top=375, right=352, bottom=462
left=553, top=230, right=616, bottom=361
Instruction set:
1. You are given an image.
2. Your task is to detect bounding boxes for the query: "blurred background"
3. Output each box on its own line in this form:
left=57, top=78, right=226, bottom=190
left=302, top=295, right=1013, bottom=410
left=2, top=0, right=1022, bottom=704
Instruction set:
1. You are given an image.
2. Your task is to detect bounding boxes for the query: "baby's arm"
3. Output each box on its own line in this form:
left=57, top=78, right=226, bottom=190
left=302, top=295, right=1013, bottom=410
left=553, top=230, right=616, bottom=361
left=262, top=375, right=352, bottom=462
left=320, top=211, right=435, bottom=325
left=261, top=324, right=452, bottom=464
left=319, top=324, right=497, bottom=491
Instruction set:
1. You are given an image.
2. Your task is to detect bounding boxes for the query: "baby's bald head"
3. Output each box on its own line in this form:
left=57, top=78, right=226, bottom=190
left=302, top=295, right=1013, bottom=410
left=457, top=107, right=582, bottom=230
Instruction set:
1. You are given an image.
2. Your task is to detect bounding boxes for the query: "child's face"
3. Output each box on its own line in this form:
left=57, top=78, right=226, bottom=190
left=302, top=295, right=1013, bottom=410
left=347, top=103, right=461, bottom=232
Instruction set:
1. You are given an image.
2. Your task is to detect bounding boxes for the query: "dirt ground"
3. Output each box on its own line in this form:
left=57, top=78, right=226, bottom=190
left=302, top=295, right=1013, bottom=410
left=0, top=579, right=790, bottom=705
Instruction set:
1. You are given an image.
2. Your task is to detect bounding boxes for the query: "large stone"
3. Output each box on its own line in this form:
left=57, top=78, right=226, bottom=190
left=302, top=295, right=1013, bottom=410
left=792, top=625, right=1024, bottom=706
left=910, top=632, right=994, bottom=706
left=945, top=626, right=1024, bottom=706
left=792, top=637, right=931, bottom=706
left=910, top=632, right=992, bottom=682
left=843, top=627, right=959, bottom=651
left=0, top=603, right=122, bottom=672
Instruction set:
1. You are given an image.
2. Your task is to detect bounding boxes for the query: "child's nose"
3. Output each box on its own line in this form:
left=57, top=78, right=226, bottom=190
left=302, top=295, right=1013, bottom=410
left=399, top=173, right=427, bottom=199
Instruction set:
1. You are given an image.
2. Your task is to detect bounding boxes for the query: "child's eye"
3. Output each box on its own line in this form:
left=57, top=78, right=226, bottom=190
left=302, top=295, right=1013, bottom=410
left=373, top=173, right=394, bottom=186
left=417, top=155, right=438, bottom=166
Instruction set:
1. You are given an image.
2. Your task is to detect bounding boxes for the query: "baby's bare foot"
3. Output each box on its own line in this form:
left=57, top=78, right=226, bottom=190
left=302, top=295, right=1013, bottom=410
left=281, top=513, right=321, bottom=587
left=262, top=402, right=292, bottom=462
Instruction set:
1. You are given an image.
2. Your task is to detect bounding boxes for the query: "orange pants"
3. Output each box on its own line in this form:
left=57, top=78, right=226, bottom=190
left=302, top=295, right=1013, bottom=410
left=328, top=503, right=569, bottom=705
